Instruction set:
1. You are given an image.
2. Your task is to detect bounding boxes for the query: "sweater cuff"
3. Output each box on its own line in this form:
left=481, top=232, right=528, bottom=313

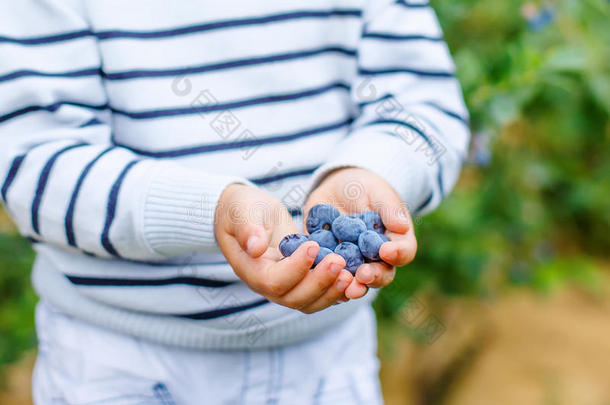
left=307, top=130, right=433, bottom=213
left=139, top=163, right=249, bottom=257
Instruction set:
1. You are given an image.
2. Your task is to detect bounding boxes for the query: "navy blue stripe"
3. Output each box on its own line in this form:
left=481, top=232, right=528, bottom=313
left=103, top=46, right=356, bottom=81
left=358, top=95, right=469, bottom=127
left=31, top=143, right=88, bottom=235
left=66, top=275, right=235, bottom=288
left=372, top=120, right=445, bottom=192
left=116, top=117, right=351, bottom=158
left=250, top=166, right=319, bottom=185
left=422, top=101, right=469, bottom=126
left=357, top=94, right=394, bottom=108
left=372, top=119, right=440, bottom=153
left=0, top=9, right=361, bottom=46
left=362, top=32, right=442, bottom=42
left=1, top=154, right=26, bottom=203
left=381, top=118, right=447, bottom=198
left=179, top=299, right=269, bottom=320
left=0, top=67, right=99, bottom=84
left=64, top=147, right=115, bottom=247
left=79, top=117, right=103, bottom=128
left=1, top=85, right=345, bottom=127
left=0, top=30, right=92, bottom=45
left=111, top=81, right=350, bottom=120
left=437, top=165, right=444, bottom=197
left=359, top=67, right=454, bottom=78
left=95, top=9, right=361, bottom=40
left=0, top=101, right=109, bottom=124
left=415, top=191, right=433, bottom=212
left=396, top=0, right=430, bottom=8
left=0, top=83, right=347, bottom=127
left=101, top=160, right=140, bottom=257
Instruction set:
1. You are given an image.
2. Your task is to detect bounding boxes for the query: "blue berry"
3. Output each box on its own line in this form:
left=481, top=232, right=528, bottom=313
left=306, top=204, right=340, bottom=233
left=334, top=242, right=364, bottom=274
left=309, top=229, right=338, bottom=250
left=360, top=211, right=386, bottom=234
left=358, top=230, right=385, bottom=261
left=380, top=233, right=389, bottom=242
left=313, top=247, right=333, bottom=266
left=279, top=233, right=309, bottom=257
left=331, top=215, right=367, bottom=243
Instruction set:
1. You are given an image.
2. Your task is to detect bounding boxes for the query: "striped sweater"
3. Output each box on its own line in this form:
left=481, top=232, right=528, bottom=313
left=0, top=0, right=469, bottom=349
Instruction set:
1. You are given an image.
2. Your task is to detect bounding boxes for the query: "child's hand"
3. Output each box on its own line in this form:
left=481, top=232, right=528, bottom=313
left=215, top=184, right=354, bottom=313
left=304, top=168, right=417, bottom=299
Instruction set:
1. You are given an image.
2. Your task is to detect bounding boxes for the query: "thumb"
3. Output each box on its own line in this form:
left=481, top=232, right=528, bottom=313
left=226, top=203, right=272, bottom=258
left=233, top=223, right=271, bottom=258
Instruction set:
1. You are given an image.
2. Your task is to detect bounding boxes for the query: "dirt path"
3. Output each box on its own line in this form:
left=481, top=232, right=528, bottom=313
left=380, top=285, right=610, bottom=405
left=0, top=352, right=35, bottom=405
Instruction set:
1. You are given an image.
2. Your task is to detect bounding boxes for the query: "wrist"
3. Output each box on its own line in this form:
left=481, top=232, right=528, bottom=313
left=215, top=183, right=252, bottom=228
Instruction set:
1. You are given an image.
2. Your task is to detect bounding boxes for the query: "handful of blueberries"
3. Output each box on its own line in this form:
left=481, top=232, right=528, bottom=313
left=279, top=204, right=389, bottom=274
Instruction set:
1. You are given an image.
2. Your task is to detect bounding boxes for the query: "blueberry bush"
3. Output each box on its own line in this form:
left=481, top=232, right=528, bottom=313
left=375, top=0, right=610, bottom=317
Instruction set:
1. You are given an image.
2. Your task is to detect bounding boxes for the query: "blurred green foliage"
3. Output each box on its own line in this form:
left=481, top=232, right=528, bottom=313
left=0, top=232, right=35, bottom=369
left=376, top=0, right=610, bottom=317
left=0, top=0, right=608, bottom=373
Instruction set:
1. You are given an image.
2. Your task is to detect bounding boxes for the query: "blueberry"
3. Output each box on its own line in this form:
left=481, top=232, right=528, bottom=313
left=331, top=215, right=367, bottom=243
left=358, top=230, right=385, bottom=261
left=380, top=233, right=389, bottom=242
left=313, top=247, right=333, bottom=266
left=306, top=204, right=340, bottom=234
left=360, top=211, right=386, bottom=234
left=309, top=229, right=338, bottom=250
left=279, top=233, right=309, bottom=257
left=334, top=242, right=364, bottom=274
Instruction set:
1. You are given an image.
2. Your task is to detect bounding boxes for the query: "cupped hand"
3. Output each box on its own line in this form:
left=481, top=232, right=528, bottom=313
left=215, top=184, right=354, bottom=313
left=304, top=168, right=417, bottom=299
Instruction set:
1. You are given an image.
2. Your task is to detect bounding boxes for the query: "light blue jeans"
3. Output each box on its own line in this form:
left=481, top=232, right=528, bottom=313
left=33, top=301, right=383, bottom=404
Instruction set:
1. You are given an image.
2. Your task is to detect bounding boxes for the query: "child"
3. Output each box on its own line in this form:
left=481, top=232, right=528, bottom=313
left=0, top=0, right=469, bottom=403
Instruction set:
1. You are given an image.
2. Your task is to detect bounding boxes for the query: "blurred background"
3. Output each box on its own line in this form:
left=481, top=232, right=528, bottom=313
left=1, top=0, right=609, bottom=403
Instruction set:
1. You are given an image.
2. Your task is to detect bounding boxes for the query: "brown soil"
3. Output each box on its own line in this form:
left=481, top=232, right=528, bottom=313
left=380, top=285, right=610, bottom=405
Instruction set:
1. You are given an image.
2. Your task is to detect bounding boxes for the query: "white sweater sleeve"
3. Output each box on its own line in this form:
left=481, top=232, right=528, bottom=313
left=309, top=0, right=470, bottom=214
left=0, top=0, right=245, bottom=260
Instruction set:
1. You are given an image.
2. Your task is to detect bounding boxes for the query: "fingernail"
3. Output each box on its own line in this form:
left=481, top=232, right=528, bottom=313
left=307, top=246, right=318, bottom=259
left=329, top=263, right=342, bottom=275
left=336, top=277, right=349, bottom=291
left=246, top=236, right=258, bottom=253
left=359, top=267, right=374, bottom=284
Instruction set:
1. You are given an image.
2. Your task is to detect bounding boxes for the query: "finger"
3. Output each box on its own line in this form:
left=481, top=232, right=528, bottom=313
left=345, top=278, right=368, bottom=299
left=368, top=186, right=411, bottom=234
left=280, top=253, right=346, bottom=309
left=379, top=231, right=417, bottom=267
left=258, top=241, right=319, bottom=297
left=300, top=270, right=354, bottom=313
left=217, top=229, right=271, bottom=283
left=233, top=223, right=270, bottom=258
left=355, top=262, right=395, bottom=288
left=224, top=199, right=273, bottom=258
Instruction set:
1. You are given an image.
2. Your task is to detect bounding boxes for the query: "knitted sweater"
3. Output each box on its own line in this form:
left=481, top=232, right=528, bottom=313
left=0, top=0, right=469, bottom=348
